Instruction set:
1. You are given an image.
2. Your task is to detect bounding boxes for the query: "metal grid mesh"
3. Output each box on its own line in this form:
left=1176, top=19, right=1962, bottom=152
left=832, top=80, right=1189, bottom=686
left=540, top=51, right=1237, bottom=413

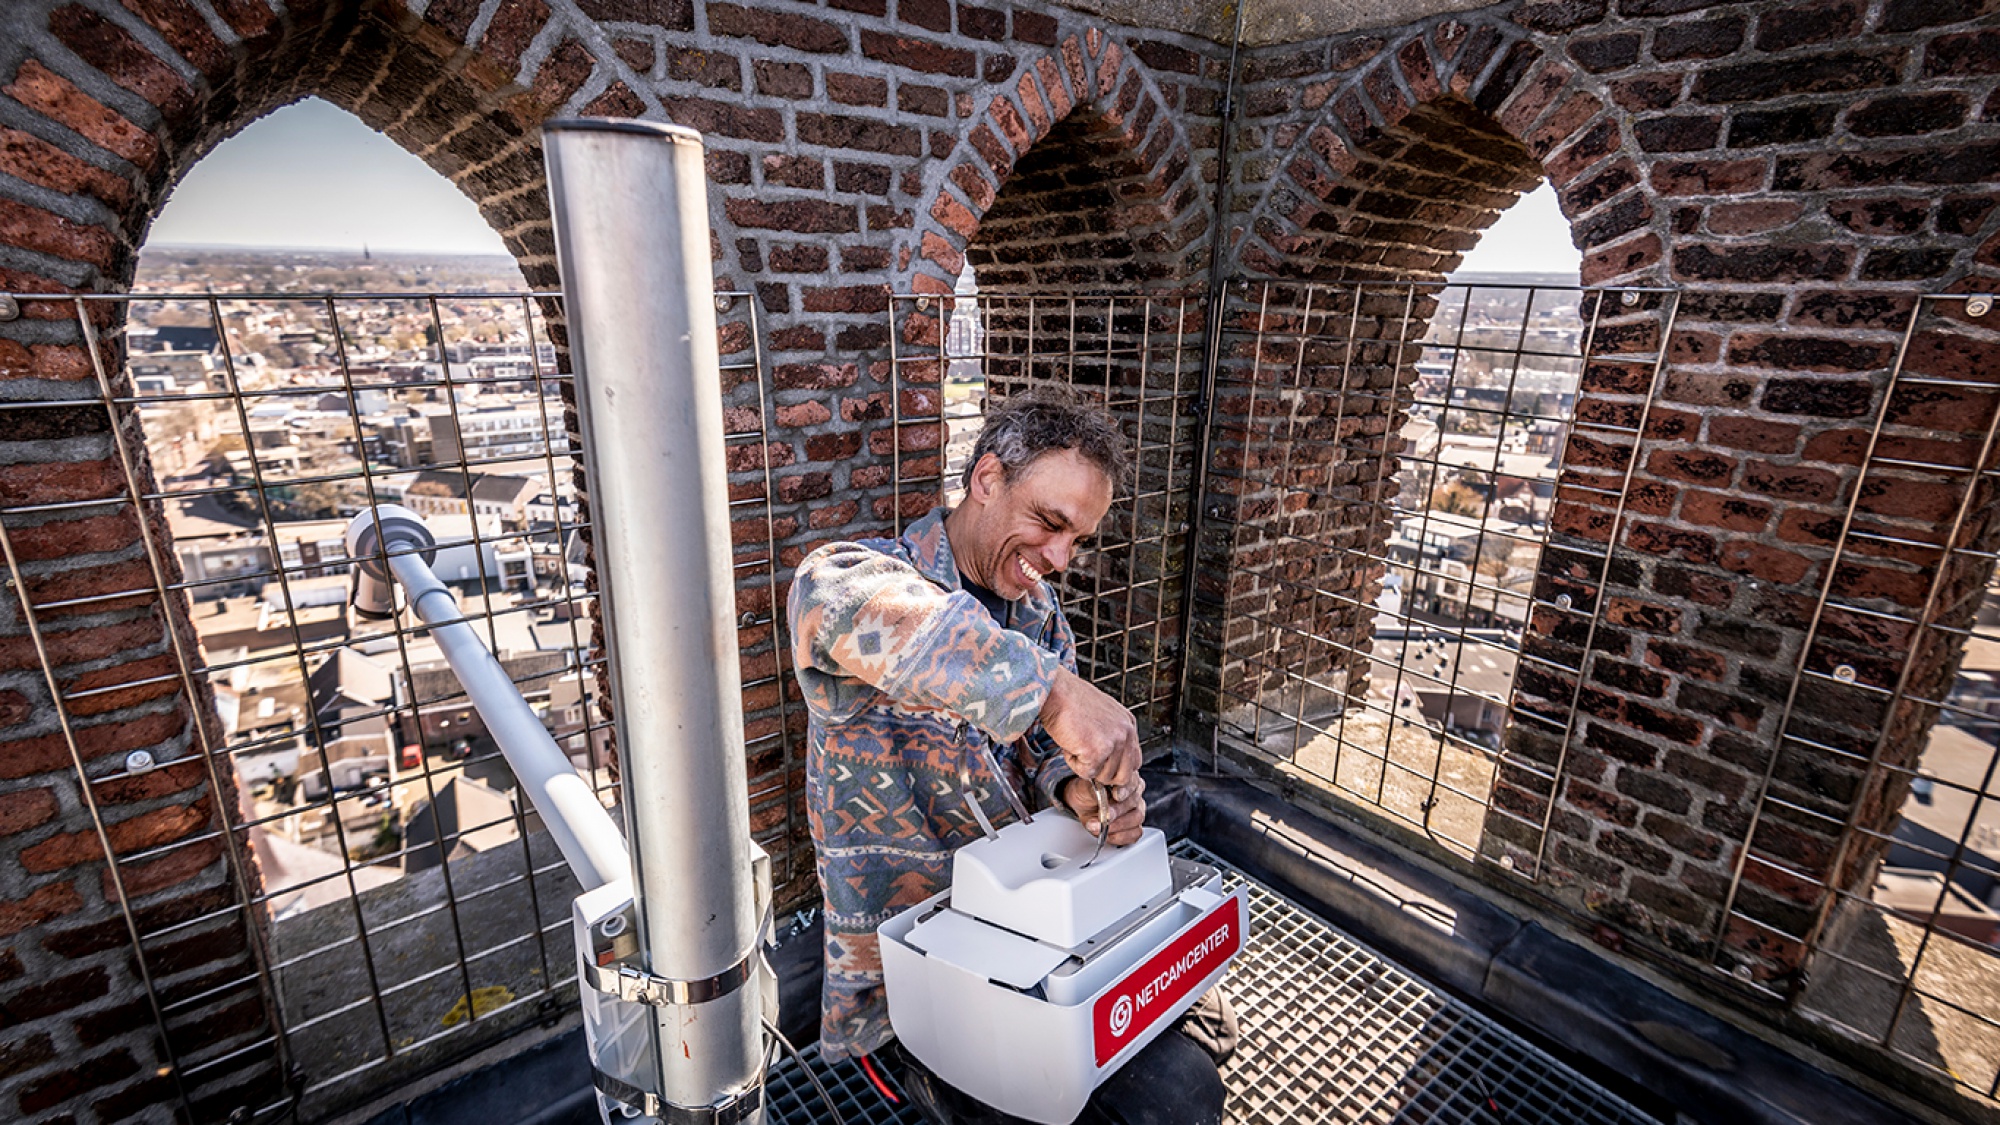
left=761, top=842, right=1656, bottom=1125
left=15, top=276, right=2000, bottom=1119
left=0, top=287, right=803, bottom=1122
left=1728, top=293, right=2000, bottom=1101
left=1198, top=280, right=1678, bottom=864
left=1181, top=842, right=1656, bottom=1125
left=885, top=289, right=1204, bottom=743
left=765, top=1040, right=926, bottom=1125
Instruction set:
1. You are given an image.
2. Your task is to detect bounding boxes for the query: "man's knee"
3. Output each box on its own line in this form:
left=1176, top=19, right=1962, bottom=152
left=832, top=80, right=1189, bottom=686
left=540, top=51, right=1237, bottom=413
left=1082, top=1029, right=1226, bottom=1125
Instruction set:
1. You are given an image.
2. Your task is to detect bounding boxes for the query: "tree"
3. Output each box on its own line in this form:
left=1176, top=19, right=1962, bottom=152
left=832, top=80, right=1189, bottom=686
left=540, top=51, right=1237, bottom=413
left=1430, top=481, right=1482, bottom=517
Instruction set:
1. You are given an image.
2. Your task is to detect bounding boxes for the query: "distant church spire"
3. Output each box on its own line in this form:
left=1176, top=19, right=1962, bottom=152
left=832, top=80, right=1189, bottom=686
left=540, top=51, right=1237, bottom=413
left=362, top=242, right=371, bottom=261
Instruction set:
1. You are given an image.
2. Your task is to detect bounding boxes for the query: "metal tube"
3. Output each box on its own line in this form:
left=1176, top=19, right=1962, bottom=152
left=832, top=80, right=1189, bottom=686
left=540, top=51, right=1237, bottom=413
left=381, top=545, right=630, bottom=890
left=543, top=119, right=764, bottom=1115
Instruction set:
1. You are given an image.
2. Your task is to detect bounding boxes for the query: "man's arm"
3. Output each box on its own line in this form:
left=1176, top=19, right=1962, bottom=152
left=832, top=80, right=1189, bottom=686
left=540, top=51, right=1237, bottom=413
left=1039, top=666, right=1141, bottom=789
left=789, top=542, right=1061, bottom=742
left=791, top=540, right=1143, bottom=795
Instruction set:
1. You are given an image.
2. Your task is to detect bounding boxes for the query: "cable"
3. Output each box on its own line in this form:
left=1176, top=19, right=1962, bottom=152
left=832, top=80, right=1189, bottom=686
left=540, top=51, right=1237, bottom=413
left=858, top=1052, right=901, bottom=1106
left=763, top=1018, right=847, bottom=1125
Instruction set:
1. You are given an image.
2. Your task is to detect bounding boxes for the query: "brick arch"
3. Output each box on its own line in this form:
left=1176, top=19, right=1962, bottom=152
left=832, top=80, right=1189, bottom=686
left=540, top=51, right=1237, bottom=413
left=1234, top=19, right=1654, bottom=287
left=0, top=0, right=682, bottom=304
left=0, top=4, right=645, bottom=1116
left=907, top=30, right=1207, bottom=295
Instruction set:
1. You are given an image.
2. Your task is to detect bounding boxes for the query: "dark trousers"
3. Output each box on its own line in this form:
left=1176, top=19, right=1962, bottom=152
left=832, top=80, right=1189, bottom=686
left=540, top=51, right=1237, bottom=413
left=881, top=990, right=1236, bottom=1125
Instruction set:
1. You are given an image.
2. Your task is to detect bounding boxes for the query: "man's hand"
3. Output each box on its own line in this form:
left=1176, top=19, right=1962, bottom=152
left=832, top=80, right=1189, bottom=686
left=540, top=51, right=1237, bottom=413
left=1062, top=773, right=1147, bottom=848
left=1039, top=666, right=1141, bottom=790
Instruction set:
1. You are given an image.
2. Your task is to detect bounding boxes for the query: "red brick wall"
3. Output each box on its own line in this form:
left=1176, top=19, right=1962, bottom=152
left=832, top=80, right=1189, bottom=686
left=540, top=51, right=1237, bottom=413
left=0, top=0, right=1996, bottom=1119
left=1223, top=2, right=2000, bottom=1007
left=0, top=2, right=1227, bottom=1119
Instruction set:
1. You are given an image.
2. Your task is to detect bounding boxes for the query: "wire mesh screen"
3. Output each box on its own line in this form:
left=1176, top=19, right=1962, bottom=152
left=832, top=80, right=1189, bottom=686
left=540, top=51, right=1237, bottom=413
left=886, top=289, right=1205, bottom=744
left=1178, top=841, right=1657, bottom=1125
left=1726, top=293, right=2000, bottom=1102
left=0, top=287, right=798, bottom=1121
left=1195, top=280, right=1677, bottom=861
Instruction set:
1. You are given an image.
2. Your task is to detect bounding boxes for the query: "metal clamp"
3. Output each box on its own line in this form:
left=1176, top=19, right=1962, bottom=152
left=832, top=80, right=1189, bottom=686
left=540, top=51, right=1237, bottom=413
left=592, top=1064, right=764, bottom=1124
left=581, top=896, right=774, bottom=1008
left=582, top=951, right=758, bottom=1007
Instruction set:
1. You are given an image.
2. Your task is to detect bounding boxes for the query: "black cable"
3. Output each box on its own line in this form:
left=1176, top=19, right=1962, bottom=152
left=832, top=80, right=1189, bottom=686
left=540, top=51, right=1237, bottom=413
left=763, top=1018, right=848, bottom=1125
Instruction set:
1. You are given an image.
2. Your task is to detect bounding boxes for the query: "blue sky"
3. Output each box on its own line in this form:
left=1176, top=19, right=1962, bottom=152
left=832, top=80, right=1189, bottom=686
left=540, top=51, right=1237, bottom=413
left=148, top=97, right=1582, bottom=274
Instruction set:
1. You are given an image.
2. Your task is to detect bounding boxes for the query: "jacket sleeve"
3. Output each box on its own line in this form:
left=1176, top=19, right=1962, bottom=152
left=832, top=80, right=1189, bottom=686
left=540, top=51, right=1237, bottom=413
left=1022, top=605, right=1079, bottom=813
left=788, top=541, right=1060, bottom=743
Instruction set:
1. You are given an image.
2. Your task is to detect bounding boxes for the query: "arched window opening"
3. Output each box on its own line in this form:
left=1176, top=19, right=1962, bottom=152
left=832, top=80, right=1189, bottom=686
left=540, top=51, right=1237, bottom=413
left=102, top=97, right=594, bottom=1116
left=928, top=109, right=1206, bottom=745
left=1202, top=96, right=1614, bottom=866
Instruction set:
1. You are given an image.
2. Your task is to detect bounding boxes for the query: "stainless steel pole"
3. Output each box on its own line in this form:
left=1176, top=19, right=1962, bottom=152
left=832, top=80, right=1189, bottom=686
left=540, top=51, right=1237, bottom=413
left=543, top=120, right=764, bottom=1119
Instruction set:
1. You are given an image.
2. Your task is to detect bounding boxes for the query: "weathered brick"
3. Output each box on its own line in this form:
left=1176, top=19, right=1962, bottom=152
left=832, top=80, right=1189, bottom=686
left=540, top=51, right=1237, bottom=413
left=531, top=38, right=595, bottom=106
left=1692, top=49, right=1904, bottom=103
left=20, top=796, right=211, bottom=872
left=1600, top=828, right=1674, bottom=875
left=723, top=198, right=859, bottom=234
left=1923, top=28, right=2000, bottom=77
left=0, top=785, right=59, bottom=836
left=580, top=82, right=645, bottom=118
left=1633, top=114, right=1720, bottom=153
left=1705, top=199, right=1802, bottom=234
left=860, top=29, right=975, bottom=76
left=826, top=71, right=888, bottom=107
left=664, top=96, right=781, bottom=139
left=1759, top=378, right=1874, bottom=418
left=1567, top=31, right=1638, bottom=73
left=800, top=285, right=889, bottom=314
left=0, top=1031, right=56, bottom=1081
left=772, top=362, right=858, bottom=390
left=0, top=881, right=83, bottom=938
left=900, top=82, right=950, bottom=118
left=1755, top=1, right=1862, bottom=52
left=0, top=125, right=132, bottom=209
left=753, top=60, right=812, bottom=98
left=1673, top=242, right=1849, bottom=282
left=1680, top=489, right=1771, bottom=533
left=0, top=198, right=120, bottom=271
left=480, top=0, right=554, bottom=72
left=112, top=833, right=225, bottom=899
left=21, top=1047, right=138, bottom=1114
left=1646, top=449, right=1735, bottom=485
left=49, top=5, right=195, bottom=124
left=1624, top=522, right=1717, bottom=565
left=797, top=112, right=923, bottom=156
left=1652, top=17, right=1744, bottom=62
left=1013, top=9, right=1057, bottom=45
left=1847, top=92, right=1968, bottom=138
left=708, top=3, right=849, bottom=53
left=1651, top=159, right=1769, bottom=197
left=1512, top=0, right=1608, bottom=33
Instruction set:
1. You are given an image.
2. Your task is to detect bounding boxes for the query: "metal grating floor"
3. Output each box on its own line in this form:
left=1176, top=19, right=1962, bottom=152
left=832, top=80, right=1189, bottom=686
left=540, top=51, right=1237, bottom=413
left=765, top=844, right=1657, bottom=1124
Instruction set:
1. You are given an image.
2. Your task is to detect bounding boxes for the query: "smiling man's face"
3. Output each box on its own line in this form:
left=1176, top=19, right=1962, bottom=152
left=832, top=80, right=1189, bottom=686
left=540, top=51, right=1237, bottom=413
left=951, top=448, right=1115, bottom=601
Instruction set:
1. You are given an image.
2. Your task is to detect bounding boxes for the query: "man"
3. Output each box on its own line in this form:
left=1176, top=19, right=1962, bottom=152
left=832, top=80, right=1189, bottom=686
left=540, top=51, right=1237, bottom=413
left=788, top=387, right=1228, bottom=1124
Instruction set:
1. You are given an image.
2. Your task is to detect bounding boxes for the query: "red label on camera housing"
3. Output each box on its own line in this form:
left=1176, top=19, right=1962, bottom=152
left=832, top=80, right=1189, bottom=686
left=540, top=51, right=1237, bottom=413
left=1091, top=895, right=1242, bottom=1066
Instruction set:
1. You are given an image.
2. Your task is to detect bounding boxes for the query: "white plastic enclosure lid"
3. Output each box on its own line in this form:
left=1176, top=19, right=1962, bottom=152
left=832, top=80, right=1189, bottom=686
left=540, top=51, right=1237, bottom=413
left=905, top=908, right=1072, bottom=990
left=951, top=811, right=1173, bottom=948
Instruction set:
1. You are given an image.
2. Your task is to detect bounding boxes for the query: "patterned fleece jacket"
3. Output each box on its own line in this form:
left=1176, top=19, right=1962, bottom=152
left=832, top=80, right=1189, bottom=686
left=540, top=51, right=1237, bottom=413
left=787, top=506, right=1079, bottom=1059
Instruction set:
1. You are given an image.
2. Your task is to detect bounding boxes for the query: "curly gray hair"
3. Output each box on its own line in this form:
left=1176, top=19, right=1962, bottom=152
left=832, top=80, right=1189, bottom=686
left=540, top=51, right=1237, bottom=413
left=962, top=384, right=1131, bottom=493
